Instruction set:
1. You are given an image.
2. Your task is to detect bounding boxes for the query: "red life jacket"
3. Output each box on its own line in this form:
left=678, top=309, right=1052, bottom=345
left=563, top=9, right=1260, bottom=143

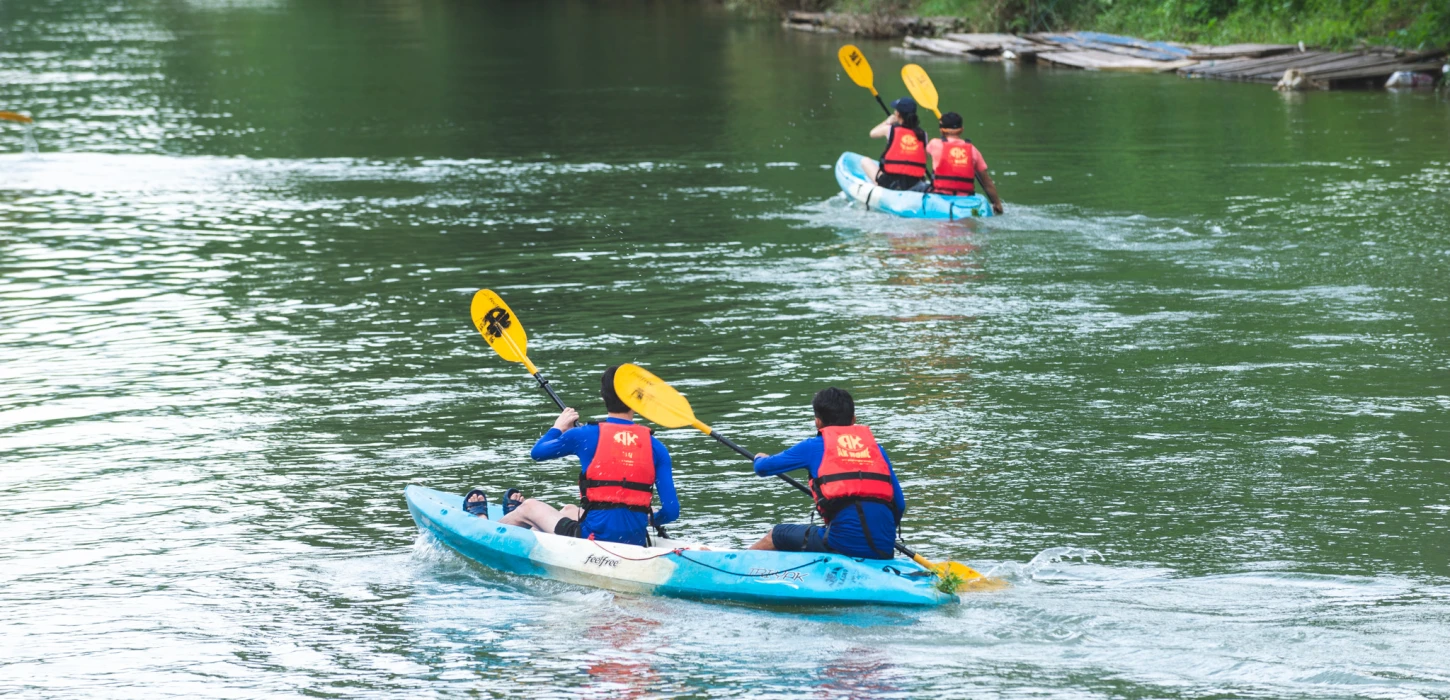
left=579, top=422, right=655, bottom=513
left=928, top=138, right=978, bottom=196
left=811, top=425, right=897, bottom=523
left=878, top=125, right=927, bottom=178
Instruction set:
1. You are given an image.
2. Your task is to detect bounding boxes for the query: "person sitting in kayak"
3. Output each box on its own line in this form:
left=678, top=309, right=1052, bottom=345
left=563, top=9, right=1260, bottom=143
left=859, top=97, right=928, bottom=192
left=498, top=365, right=679, bottom=546
left=927, top=111, right=1005, bottom=215
left=748, top=387, right=904, bottom=560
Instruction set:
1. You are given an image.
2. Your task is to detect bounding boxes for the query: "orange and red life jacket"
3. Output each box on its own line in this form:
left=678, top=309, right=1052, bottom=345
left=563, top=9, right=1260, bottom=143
left=878, top=125, right=928, bottom=178
left=579, top=422, right=655, bottom=514
left=928, top=137, right=979, bottom=196
left=811, top=425, right=897, bottom=523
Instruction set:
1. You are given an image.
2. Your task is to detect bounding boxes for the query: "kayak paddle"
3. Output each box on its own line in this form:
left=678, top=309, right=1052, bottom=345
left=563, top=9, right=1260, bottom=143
left=470, top=289, right=568, bottom=412
left=613, top=363, right=998, bottom=587
left=837, top=45, right=891, bottom=117
left=901, top=64, right=943, bottom=121
left=0, top=111, right=34, bottom=124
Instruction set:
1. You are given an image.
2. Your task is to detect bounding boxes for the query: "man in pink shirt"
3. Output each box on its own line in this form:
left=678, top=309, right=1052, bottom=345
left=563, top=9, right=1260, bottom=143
left=926, top=112, right=1004, bottom=215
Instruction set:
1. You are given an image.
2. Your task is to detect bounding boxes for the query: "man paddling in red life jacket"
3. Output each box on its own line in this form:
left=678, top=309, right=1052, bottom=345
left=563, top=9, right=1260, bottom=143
left=748, top=388, right=905, bottom=559
left=859, top=97, right=929, bottom=192
left=927, top=111, right=1005, bottom=214
left=495, top=366, right=680, bottom=546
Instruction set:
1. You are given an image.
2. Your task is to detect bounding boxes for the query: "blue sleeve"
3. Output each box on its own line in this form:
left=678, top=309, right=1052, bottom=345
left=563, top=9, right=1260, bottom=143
left=881, top=446, right=906, bottom=520
left=753, top=438, right=818, bottom=477
left=651, top=438, right=679, bottom=526
left=531, top=426, right=585, bottom=461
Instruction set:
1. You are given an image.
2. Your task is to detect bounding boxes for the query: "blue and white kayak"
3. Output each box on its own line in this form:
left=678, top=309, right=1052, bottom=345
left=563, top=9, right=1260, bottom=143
left=835, top=151, right=994, bottom=220
left=405, top=485, right=957, bottom=607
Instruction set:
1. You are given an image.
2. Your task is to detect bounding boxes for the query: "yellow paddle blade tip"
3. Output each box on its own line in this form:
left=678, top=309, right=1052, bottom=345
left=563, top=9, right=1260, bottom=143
left=469, top=289, right=528, bottom=363
left=837, top=44, right=875, bottom=89
left=957, top=576, right=1012, bottom=593
left=614, top=363, right=698, bottom=429
left=0, top=111, right=34, bottom=124
left=900, top=64, right=940, bottom=113
left=931, top=561, right=1011, bottom=593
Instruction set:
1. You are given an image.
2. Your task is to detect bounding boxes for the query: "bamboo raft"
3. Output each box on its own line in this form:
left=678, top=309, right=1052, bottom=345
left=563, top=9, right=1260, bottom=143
left=899, top=31, right=1445, bottom=88
left=782, top=14, right=1447, bottom=89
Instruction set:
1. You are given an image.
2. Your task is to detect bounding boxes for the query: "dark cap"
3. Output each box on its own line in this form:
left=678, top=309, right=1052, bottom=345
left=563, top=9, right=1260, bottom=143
left=890, top=97, right=917, bottom=114
left=939, top=112, right=963, bottom=129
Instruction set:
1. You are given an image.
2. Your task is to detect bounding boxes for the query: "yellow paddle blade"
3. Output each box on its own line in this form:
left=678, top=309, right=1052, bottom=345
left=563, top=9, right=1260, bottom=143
left=915, top=555, right=1010, bottom=592
left=901, top=64, right=942, bottom=120
left=838, top=45, right=878, bottom=95
left=614, top=363, right=707, bottom=431
left=470, top=289, right=530, bottom=366
left=931, top=560, right=983, bottom=580
left=958, top=575, right=1012, bottom=592
left=0, top=111, right=34, bottom=124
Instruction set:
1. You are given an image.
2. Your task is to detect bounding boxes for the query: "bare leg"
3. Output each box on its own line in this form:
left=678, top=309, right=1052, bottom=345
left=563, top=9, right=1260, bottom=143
left=860, top=156, right=880, bottom=183
left=497, top=498, right=567, bottom=534
left=748, top=531, right=777, bottom=551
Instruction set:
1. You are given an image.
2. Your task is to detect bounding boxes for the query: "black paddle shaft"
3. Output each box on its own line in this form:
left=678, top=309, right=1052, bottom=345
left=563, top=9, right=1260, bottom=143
left=711, top=432, right=813, bottom=496
left=532, top=372, right=567, bottom=412
left=712, top=430, right=920, bottom=563
left=874, top=94, right=891, bottom=116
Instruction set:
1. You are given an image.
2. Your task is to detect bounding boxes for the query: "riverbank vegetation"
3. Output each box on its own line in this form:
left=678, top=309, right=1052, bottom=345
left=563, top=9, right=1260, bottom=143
left=728, top=0, right=1450, bottom=51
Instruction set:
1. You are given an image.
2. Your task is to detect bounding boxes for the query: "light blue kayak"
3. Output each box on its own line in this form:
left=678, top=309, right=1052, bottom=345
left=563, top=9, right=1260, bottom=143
left=405, top=485, right=957, bottom=607
left=835, top=151, right=994, bottom=220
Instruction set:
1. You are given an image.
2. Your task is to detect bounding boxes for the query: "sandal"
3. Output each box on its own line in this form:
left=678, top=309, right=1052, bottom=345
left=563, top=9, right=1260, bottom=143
left=502, top=488, right=525, bottom=515
left=463, top=488, right=489, bottom=518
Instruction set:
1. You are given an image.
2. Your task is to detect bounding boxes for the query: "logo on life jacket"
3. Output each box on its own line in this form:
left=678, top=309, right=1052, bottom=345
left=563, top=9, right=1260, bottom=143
left=613, top=430, right=639, bottom=447
left=836, top=433, right=867, bottom=457
left=949, top=146, right=970, bottom=166
left=899, top=134, right=920, bottom=151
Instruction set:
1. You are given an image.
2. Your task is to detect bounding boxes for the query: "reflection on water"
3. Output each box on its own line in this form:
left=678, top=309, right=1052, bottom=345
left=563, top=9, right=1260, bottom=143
left=583, top=616, right=661, bottom=698
left=3, top=0, right=1450, bottom=696
left=815, top=647, right=899, bottom=698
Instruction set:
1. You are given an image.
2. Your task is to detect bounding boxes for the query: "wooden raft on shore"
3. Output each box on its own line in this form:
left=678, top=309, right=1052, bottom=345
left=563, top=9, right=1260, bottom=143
left=782, top=14, right=1446, bottom=89
left=897, top=31, right=1445, bottom=87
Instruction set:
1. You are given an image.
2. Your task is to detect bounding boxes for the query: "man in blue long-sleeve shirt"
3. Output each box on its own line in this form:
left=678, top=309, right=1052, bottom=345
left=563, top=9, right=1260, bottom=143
left=749, top=387, right=904, bottom=559
left=498, top=366, right=679, bottom=546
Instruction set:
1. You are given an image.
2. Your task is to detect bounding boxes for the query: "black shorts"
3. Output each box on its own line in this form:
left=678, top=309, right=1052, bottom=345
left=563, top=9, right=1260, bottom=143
left=770, top=524, right=832, bottom=553
left=553, top=517, right=581, bottom=538
left=875, top=171, right=925, bottom=191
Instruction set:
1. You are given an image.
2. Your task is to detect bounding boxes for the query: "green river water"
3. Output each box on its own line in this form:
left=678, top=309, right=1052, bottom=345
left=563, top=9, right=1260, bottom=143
left=3, top=0, right=1450, bottom=697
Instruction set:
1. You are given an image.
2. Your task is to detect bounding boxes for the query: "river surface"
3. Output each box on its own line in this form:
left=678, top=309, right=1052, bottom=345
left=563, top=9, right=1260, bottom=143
left=4, top=0, right=1450, bottom=697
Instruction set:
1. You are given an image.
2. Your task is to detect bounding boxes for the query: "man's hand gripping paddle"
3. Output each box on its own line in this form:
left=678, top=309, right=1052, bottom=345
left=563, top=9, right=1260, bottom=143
left=838, top=45, right=892, bottom=117
left=613, top=363, right=1003, bottom=590
left=901, top=64, right=943, bottom=121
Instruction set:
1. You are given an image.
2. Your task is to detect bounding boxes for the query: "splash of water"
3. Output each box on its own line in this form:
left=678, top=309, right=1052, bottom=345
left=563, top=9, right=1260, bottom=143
left=983, top=546, right=1107, bottom=582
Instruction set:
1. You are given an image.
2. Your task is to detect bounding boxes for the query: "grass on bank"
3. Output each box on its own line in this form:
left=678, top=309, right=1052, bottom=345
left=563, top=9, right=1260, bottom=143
left=729, top=0, right=1450, bottom=51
